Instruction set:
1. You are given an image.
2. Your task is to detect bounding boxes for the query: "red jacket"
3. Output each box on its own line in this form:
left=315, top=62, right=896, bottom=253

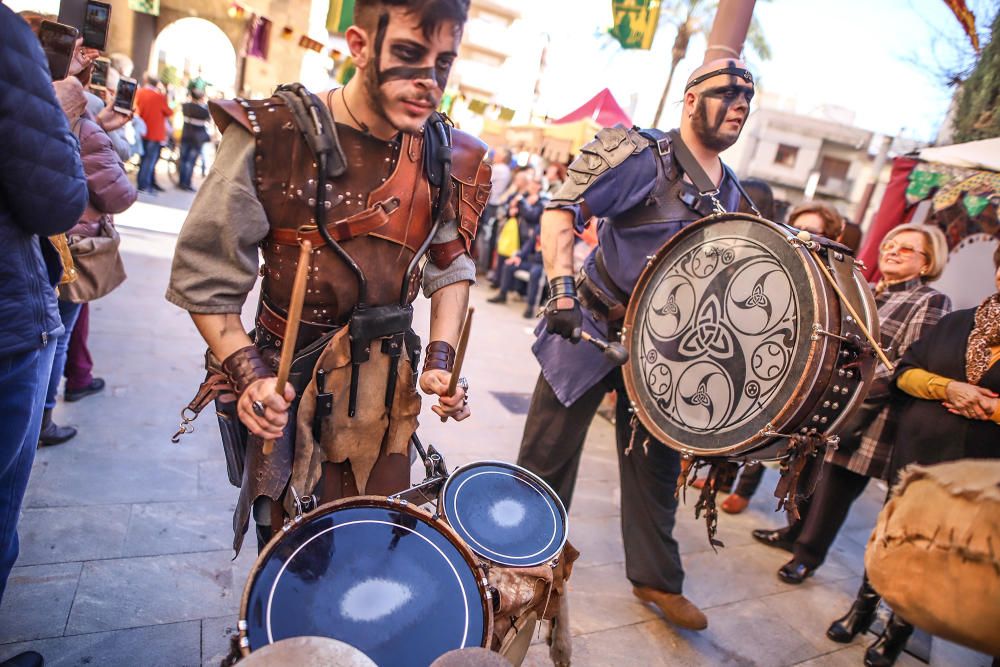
left=135, top=86, right=172, bottom=143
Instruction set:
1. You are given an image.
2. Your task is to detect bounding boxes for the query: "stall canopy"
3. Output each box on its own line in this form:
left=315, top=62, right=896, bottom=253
left=551, top=88, right=632, bottom=128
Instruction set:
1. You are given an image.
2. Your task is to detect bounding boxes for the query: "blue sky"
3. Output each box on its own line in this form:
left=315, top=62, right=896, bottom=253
left=521, top=0, right=994, bottom=142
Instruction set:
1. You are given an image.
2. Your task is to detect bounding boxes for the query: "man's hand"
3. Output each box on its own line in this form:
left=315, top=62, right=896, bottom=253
left=943, top=381, right=998, bottom=421
left=505, top=255, right=521, bottom=266
left=69, top=39, right=99, bottom=77
left=237, top=378, right=296, bottom=439
left=545, top=296, right=582, bottom=342
left=419, top=370, right=470, bottom=422
left=97, top=103, right=133, bottom=132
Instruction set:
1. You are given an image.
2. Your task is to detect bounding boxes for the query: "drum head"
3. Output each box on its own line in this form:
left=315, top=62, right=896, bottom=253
left=624, top=214, right=822, bottom=456
left=241, top=497, right=490, bottom=667
left=440, top=461, right=567, bottom=567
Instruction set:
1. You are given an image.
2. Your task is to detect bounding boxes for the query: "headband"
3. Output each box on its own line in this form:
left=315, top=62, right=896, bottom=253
left=685, top=67, right=754, bottom=91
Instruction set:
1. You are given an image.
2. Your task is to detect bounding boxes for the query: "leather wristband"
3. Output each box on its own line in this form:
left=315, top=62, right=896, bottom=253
left=547, top=275, right=578, bottom=309
left=221, top=345, right=275, bottom=397
left=423, top=340, right=456, bottom=374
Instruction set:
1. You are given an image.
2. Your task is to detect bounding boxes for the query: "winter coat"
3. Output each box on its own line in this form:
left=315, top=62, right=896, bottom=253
left=0, top=6, right=88, bottom=356
left=68, top=113, right=137, bottom=238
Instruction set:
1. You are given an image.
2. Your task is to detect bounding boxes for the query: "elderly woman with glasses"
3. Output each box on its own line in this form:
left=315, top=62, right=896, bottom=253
left=754, top=224, right=952, bottom=583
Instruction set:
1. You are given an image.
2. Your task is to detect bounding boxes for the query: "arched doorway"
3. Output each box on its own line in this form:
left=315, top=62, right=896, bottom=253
left=151, top=17, right=238, bottom=98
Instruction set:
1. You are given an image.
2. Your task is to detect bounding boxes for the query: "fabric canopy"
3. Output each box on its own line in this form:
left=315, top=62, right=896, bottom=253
left=551, top=88, right=632, bottom=128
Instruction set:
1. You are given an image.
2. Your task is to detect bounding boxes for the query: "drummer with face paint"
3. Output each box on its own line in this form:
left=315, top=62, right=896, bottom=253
left=167, top=0, right=492, bottom=554
left=516, top=60, right=759, bottom=631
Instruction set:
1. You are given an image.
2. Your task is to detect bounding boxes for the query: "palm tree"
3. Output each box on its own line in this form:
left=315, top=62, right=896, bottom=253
left=650, top=0, right=771, bottom=127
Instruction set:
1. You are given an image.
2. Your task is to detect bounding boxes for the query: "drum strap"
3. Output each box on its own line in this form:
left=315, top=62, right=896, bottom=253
left=593, top=250, right=629, bottom=305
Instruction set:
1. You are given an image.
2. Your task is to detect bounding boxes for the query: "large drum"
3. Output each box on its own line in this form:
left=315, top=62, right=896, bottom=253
left=239, top=496, right=492, bottom=667
left=622, top=213, right=879, bottom=458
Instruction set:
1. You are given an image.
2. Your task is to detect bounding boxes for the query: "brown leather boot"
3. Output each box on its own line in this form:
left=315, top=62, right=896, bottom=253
left=632, top=586, right=708, bottom=630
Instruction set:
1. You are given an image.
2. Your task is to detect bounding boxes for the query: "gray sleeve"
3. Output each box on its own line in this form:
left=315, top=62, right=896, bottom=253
left=109, top=128, right=132, bottom=162
left=165, top=125, right=269, bottom=314
left=421, top=217, right=476, bottom=298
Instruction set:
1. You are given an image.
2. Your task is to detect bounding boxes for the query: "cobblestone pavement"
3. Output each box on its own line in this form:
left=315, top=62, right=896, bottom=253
left=0, top=200, right=989, bottom=666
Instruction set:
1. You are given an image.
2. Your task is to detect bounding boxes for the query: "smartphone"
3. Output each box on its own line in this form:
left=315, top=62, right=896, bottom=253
left=38, top=20, right=79, bottom=81
left=90, top=56, right=110, bottom=90
left=113, top=76, right=137, bottom=114
left=81, top=0, right=111, bottom=51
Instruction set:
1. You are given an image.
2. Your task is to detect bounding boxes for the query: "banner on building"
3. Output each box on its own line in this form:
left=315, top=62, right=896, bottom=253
left=128, top=0, right=159, bottom=17
left=609, top=0, right=661, bottom=50
left=326, top=0, right=356, bottom=35
left=943, top=0, right=980, bottom=53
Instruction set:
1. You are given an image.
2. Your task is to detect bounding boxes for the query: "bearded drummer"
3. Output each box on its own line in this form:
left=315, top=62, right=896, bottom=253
left=516, top=60, right=759, bottom=631
left=166, top=0, right=491, bottom=553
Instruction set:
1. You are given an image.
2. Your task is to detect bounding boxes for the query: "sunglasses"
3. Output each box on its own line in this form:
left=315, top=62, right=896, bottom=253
left=880, top=240, right=928, bottom=259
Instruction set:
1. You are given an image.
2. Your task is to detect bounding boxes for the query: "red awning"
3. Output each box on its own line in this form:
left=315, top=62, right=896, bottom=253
left=551, top=88, right=632, bottom=128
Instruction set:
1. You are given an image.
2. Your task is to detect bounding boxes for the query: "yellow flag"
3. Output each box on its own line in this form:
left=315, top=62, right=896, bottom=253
left=610, top=0, right=662, bottom=50
left=326, top=0, right=355, bottom=35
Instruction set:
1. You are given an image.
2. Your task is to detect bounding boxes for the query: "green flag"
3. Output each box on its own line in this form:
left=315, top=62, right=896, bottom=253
left=327, top=0, right=355, bottom=35
left=128, top=0, right=159, bottom=17
left=610, top=0, right=661, bottom=50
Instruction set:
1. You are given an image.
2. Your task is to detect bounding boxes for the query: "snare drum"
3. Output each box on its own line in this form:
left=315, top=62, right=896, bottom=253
left=439, top=461, right=568, bottom=568
left=239, top=496, right=492, bottom=667
left=622, top=213, right=879, bottom=458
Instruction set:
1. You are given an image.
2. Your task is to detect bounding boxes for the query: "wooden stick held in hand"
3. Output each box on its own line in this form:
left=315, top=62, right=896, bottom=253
left=263, top=240, right=313, bottom=455
left=440, top=307, right=474, bottom=422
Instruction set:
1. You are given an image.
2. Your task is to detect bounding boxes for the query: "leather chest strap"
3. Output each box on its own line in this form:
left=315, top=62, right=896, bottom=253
left=257, top=299, right=338, bottom=347
left=269, top=197, right=400, bottom=246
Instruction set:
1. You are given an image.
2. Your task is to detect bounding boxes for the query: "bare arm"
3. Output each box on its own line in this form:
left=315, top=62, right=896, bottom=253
left=190, top=312, right=253, bottom=361
left=419, top=280, right=471, bottom=421
left=541, top=208, right=576, bottom=279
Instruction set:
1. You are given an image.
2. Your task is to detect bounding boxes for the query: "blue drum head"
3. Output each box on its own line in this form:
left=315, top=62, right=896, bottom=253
left=242, top=498, right=490, bottom=667
left=440, top=461, right=568, bottom=567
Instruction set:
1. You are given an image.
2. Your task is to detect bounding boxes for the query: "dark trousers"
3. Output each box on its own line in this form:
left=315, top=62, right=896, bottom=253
left=137, top=139, right=162, bottom=190
left=793, top=461, right=869, bottom=568
left=498, top=260, right=544, bottom=306
left=65, top=303, right=93, bottom=392
left=44, top=300, right=83, bottom=409
left=0, top=343, right=57, bottom=601
left=734, top=461, right=765, bottom=498
left=178, top=140, right=203, bottom=188
left=475, top=204, right=500, bottom=273
left=517, top=371, right=684, bottom=593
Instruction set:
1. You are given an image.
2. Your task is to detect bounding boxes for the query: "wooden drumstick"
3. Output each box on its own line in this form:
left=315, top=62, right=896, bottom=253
left=440, top=306, right=474, bottom=422
left=263, top=240, right=313, bottom=455
left=798, top=232, right=893, bottom=371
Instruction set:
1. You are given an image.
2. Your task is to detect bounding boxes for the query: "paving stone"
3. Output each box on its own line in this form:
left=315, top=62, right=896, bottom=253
left=563, top=563, right=658, bottom=635
left=15, top=506, right=129, bottom=566
left=0, top=562, right=82, bottom=643
left=568, top=478, right=620, bottom=519
left=682, top=543, right=797, bottom=609
left=792, top=643, right=928, bottom=667
left=123, top=501, right=238, bottom=557
left=201, top=615, right=240, bottom=667
left=0, top=620, right=200, bottom=667
left=65, top=551, right=247, bottom=634
left=566, top=514, right=625, bottom=568
left=702, top=597, right=818, bottom=665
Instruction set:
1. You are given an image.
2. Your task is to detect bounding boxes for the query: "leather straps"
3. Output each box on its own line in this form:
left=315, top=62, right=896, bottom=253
left=422, top=340, right=456, bottom=373
left=268, top=197, right=400, bottom=246
left=221, top=345, right=275, bottom=396
left=427, top=238, right=467, bottom=270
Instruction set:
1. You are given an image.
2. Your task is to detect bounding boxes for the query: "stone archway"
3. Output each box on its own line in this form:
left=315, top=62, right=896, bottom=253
left=151, top=17, right=238, bottom=96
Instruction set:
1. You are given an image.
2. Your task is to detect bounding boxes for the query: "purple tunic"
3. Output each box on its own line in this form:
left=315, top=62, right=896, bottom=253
left=533, top=134, right=744, bottom=406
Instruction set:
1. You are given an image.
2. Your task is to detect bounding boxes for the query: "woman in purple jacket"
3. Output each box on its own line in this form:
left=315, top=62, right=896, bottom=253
left=39, top=108, right=137, bottom=445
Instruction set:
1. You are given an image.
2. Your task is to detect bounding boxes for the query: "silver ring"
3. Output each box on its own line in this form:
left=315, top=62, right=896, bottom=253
left=252, top=400, right=266, bottom=417
left=457, top=376, right=469, bottom=392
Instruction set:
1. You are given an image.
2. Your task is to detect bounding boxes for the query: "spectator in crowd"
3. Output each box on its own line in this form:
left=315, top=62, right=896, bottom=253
left=787, top=201, right=845, bottom=241
left=0, top=5, right=88, bottom=642
left=476, top=147, right=513, bottom=274
left=134, top=74, right=172, bottom=193
left=543, top=161, right=567, bottom=195
left=177, top=88, right=211, bottom=192
left=488, top=221, right=545, bottom=318
left=756, top=224, right=952, bottom=586
left=39, top=78, right=137, bottom=446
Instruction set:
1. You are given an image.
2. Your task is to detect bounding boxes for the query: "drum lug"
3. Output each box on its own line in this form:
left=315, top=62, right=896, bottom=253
left=237, top=620, right=247, bottom=632
left=239, top=636, right=249, bottom=649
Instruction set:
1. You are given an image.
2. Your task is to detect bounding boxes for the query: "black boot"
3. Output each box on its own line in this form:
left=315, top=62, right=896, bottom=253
left=487, top=293, right=507, bottom=304
left=38, top=408, right=77, bottom=446
left=827, top=575, right=881, bottom=643
left=864, top=613, right=914, bottom=667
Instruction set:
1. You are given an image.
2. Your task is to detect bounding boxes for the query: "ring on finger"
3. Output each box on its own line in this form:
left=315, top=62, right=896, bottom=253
left=252, top=400, right=267, bottom=417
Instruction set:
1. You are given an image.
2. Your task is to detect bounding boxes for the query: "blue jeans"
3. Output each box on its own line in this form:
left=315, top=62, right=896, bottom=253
left=0, top=342, right=56, bottom=601
left=137, top=139, right=162, bottom=190
left=178, top=141, right=203, bottom=188
left=45, top=300, right=83, bottom=410
left=498, top=259, right=545, bottom=306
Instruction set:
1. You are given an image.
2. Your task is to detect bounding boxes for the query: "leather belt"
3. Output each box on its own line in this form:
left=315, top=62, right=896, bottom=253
left=257, top=300, right=339, bottom=348
left=268, top=197, right=400, bottom=246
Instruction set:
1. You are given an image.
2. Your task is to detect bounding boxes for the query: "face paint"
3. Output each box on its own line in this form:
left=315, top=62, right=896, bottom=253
left=373, top=13, right=454, bottom=90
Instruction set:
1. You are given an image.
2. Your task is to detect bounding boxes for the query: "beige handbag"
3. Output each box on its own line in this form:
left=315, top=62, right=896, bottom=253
left=57, top=219, right=127, bottom=303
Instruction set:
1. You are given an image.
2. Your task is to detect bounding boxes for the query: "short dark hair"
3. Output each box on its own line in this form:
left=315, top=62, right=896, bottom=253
left=355, top=0, right=469, bottom=39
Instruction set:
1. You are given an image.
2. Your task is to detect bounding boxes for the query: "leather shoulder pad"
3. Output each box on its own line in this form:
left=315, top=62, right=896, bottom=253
left=556, top=125, right=649, bottom=203
left=449, top=128, right=491, bottom=251
left=208, top=98, right=252, bottom=134
left=450, top=128, right=488, bottom=184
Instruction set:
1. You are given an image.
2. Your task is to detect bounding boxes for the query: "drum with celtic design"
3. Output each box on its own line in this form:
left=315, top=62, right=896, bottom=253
left=622, top=213, right=878, bottom=458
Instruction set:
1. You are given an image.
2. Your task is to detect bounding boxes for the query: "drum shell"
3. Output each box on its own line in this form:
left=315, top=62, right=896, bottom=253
left=622, top=213, right=878, bottom=458
left=238, top=495, right=493, bottom=660
left=866, top=460, right=1000, bottom=656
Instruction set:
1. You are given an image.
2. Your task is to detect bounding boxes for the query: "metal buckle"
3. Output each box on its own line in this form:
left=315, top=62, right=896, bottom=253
left=655, top=137, right=670, bottom=156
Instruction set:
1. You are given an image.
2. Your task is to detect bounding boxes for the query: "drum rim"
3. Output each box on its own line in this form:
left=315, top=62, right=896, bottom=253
left=238, top=494, right=494, bottom=657
left=622, top=212, right=830, bottom=457
left=439, top=460, right=569, bottom=567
